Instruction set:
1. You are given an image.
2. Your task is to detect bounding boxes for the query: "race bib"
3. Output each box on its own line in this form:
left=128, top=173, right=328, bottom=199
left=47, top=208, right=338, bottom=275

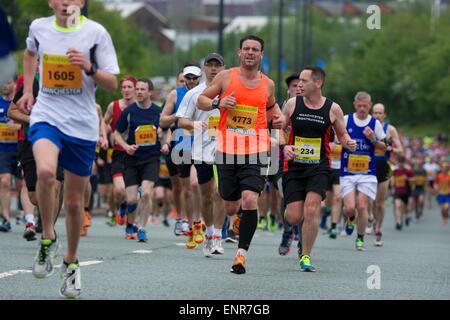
left=135, top=125, right=157, bottom=147
left=439, top=180, right=450, bottom=194
left=207, top=116, right=220, bottom=140
left=294, top=137, right=321, bottom=163
left=0, top=123, right=18, bottom=143
left=394, top=175, right=407, bottom=188
left=226, top=105, right=258, bottom=135
left=348, top=154, right=370, bottom=174
left=415, top=176, right=426, bottom=186
left=331, top=144, right=342, bottom=160
left=42, top=53, right=82, bottom=95
left=159, top=163, right=169, bottom=178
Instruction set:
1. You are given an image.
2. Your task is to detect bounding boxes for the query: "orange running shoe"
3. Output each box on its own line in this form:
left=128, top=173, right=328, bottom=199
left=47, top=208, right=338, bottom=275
left=230, top=251, right=246, bottom=274
left=80, top=226, right=88, bottom=237
left=116, top=211, right=126, bottom=226
left=84, top=210, right=92, bottom=228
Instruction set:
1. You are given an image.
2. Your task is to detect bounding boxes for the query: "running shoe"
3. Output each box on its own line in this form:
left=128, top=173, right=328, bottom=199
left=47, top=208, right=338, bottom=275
left=319, top=214, right=328, bottom=230
left=222, top=216, right=229, bottom=239
left=225, top=229, right=238, bottom=243
left=84, top=210, right=92, bottom=228
left=268, top=215, right=277, bottom=233
left=162, top=219, right=170, bottom=227
left=23, top=222, right=37, bottom=241
left=211, top=235, right=224, bottom=255
left=405, top=217, right=411, bottom=227
left=232, top=215, right=240, bottom=239
left=355, top=238, right=366, bottom=251
left=328, top=227, right=337, bottom=239
left=137, top=228, right=148, bottom=242
left=106, top=215, right=117, bottom=227
left=203, top=236, right=214, bottom=257
left=125, top=224, right=138, bottom=240
left=395, top=222, right=403, bottom=231
left=0, top=220, right=11, bottom=232
left=32, top=238, right=59, bottom=278
left=345, top=218, right=355, bottom=236
left=230, top=252, right=246, bottom=274
left=374, top=231, right=383, bottom=247
left=299, top=255, right=316, bottom=272
left=278, top=231, right=292, bottom=256
left=181, top=220, right=190, bottom=236
left=174, top=219, right=184, bottom=236
left=193, top=222, right=205, bottom=244
left=185, top=230, right=198, bottom=249
left=257, top=218, right=268, bottom=231
left=60, top=261, right=81, bottom=299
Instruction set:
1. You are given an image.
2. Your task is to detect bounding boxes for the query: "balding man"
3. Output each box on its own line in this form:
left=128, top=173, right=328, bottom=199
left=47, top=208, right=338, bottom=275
left=340, top=92, right=386, bottom=252
left=371, top=103, right=403, bottom=246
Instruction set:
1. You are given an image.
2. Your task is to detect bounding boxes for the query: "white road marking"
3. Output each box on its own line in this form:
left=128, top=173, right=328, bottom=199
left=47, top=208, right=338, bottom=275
left=0, top=260, right=104, bottom=280
left=132, top=250, right=153, bottom=254
left=175, top=243, right=186, bottom=247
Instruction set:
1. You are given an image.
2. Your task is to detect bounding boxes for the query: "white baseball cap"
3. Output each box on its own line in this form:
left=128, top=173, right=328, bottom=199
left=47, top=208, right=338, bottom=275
left=183, top=66, right=202, bottom=77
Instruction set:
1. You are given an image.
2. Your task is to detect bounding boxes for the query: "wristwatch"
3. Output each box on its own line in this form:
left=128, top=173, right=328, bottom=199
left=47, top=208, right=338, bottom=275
left=86, top=63, right=98, bottom=76
left=212, top=97, right=221, bottom=109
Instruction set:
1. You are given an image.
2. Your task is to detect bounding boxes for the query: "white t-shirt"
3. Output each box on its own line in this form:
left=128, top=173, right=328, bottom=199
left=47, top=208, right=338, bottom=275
left=344, top=114, right=386, bottom=141
left=424, top=163, right=440, bottom=181
left=26, top=16, right=120, bottom=141
left=176, top=82, right=220, bottom=163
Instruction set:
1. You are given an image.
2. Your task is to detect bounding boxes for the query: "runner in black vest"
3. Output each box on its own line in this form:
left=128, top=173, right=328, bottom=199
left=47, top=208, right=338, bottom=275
left=281, top=66, right=356, bottom=272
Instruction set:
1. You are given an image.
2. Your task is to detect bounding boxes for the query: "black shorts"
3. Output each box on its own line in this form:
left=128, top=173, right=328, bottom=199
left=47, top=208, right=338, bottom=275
left=111, top=149, right=125, bottom=178
left=167, top=147, right=193, bottom=178
left=155, top=178, right=172, bottom=189
left=216, top=154, right=267, bottom=202
left=412, top=188, right=425, bottom=199
left=331, top=169, right=340, bottom=186
left=19, top=139, right=63, bottom=192
left=376, top=160, right=392, bottom=183
left=98, top=164, right=113, bottom=184
left=124, top=155, right=159, bottom=187
left=428, top=181, right=434, bottom=188
left=395, top=194, right=410, bottom=205
left=283, top=171, right=330, bottom=205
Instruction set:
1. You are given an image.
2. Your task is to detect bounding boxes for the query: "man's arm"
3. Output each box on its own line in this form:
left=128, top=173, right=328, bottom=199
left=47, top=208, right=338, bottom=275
left=266, top=80, right=286, bottom=129
left=8, top=102, right=30, bottom=125
left=96, top=104, right=108, bottom=150
left=17, top=49, right=38, bottom=114
left=388, top=125, right=404, bottom=156
left=160, top=89, right=178, bottom=128
left=331, top=104, right=357, bottom=151
left=103, top=101, right=114, bottom=126
left=198, top=70, right=228, bottom=111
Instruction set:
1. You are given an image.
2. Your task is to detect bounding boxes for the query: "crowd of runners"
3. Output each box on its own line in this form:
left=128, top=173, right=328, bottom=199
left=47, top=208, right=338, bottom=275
left=0, top=0, right=449, bottom=299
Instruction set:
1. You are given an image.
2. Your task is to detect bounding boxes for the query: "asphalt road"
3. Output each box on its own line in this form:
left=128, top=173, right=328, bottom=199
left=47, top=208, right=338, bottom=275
left=0, top=203, right=449, bottom=300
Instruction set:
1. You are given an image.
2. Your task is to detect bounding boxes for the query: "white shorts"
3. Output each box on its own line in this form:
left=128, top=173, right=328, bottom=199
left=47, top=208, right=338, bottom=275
left=340, top=175, right=378, bottom=201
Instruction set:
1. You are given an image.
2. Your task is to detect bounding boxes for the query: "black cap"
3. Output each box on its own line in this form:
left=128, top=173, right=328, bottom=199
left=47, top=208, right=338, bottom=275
left=205, top=53, right=224, bottom=66
left=285, top=73, right=300, bottom=87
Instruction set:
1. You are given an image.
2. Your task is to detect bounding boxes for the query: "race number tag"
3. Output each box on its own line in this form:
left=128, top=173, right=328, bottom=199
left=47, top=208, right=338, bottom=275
left=42, top=53, right=82, bottom=95
left=135, top=125, right=157, bottom=147
left=348, top=154, right=370, bottom=174
left=207, top=116, right=220, bottom=140
left=226, top=105, right=258, bottom=135
left=0, top=123, right=18, bottom=143
left=331, top=144, right=342, bottom=160
left=294, top=137, right=321, bottom=163
left=394, top=175, right=406, bottom=188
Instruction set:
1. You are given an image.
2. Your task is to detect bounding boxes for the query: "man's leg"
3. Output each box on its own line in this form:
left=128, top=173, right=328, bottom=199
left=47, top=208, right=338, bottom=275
left=137, top=180, right=154, bottom=229
left=0, top=173, right=11, bottom=221
left=301, top=192, right=322, bottom=256
left=374, top=180, right=389, bottom=232
left=63, top=171, right=89, bottom=263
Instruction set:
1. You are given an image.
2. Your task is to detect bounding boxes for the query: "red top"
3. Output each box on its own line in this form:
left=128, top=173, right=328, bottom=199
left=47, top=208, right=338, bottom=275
left=393, top=167, right=415, bottom=195
left=111, top=100, right=125, bottom=152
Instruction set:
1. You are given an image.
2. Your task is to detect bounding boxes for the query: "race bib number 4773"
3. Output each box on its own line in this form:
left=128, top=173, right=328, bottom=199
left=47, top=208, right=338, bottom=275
left=226, top=105, right=258, bottom=135
left=42, top=53, right=82, bottom=95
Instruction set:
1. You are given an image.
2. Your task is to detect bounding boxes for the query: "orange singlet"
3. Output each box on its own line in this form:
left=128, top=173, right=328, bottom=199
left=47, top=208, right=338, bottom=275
left=218, top=67, right=270, bottom=155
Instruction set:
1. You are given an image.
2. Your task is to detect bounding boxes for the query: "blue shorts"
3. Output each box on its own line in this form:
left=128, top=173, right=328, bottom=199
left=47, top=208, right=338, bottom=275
left=28, top=122, right=96, bottom=177
left=0, top=152, right=21, bottom=177
left=437, top=194, right=450, bottom=205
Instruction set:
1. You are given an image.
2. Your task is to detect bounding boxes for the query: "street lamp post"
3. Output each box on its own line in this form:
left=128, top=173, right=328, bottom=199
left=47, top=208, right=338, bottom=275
left=218, top=0, right=225, bottom=56
left=276, top=0, right=284, bottom=103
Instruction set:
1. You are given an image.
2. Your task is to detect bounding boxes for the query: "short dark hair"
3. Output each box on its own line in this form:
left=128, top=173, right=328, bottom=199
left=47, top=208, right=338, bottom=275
left=302, top=66, right=326, bottom=87
left=137, top=78, right=154, bottom=91
left=240, top=35, right=264, bottom=51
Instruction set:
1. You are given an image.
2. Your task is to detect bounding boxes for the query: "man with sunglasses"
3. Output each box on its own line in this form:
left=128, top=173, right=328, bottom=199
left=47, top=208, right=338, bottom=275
left=160, top=63, right=202, bottom=240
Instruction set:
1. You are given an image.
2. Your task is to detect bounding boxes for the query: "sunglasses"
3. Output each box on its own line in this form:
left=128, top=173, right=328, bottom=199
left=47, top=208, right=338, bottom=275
left=185, top=75, right=200, bottom=81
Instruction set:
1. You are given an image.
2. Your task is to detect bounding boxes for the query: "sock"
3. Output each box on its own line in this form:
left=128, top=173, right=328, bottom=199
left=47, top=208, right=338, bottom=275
left=25, top=214, right=34, bottom=224
left=237, top=248, right=247, bottom=258
left=238, top=209, right=258, bottom=251
left=349, top=216, right=355, bottom=222
left=206, top=226, right=214, bottom=237
left=357, top=234, right=364, bottom=241
left=331, top=223, right=337, bottom=229
left=259, top=216, right=266, bottom=222
left=324, top=207, right=332, bottom=216
left=84, top=207, right=89, bottom=212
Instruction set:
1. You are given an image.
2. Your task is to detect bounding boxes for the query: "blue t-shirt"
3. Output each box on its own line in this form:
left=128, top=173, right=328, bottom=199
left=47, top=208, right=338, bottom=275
left=0, top=96, right=18, bottom=153
left=115, top=102, right=162, bottom=159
